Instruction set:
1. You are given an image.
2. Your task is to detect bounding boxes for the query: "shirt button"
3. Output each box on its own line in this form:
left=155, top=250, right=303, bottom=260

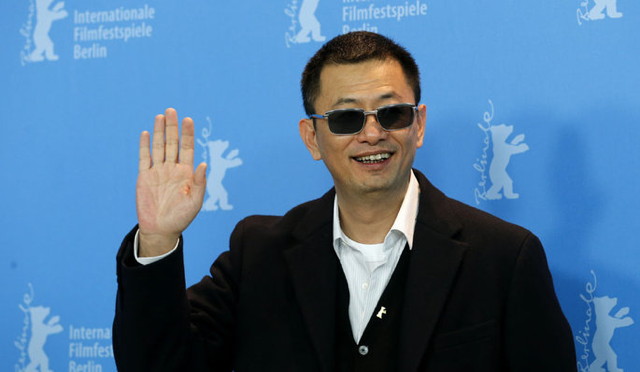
left=358, top=345, right=369, bottom=356
left=362, top=282, right=369, bottom=289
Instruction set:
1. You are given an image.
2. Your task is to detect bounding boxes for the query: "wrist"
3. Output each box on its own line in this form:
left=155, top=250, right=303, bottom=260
left=138, top=231, right=180, bottom=257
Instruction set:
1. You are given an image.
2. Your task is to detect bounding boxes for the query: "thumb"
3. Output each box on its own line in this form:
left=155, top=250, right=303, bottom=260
left=194, top=162, right=207, bottom=191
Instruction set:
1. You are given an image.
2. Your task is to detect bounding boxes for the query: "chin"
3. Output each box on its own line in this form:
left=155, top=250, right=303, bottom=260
left=355, top=179, right=396, bottom=194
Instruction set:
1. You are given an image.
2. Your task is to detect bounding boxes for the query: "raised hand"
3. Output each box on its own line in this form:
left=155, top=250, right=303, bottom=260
left=136, top=108, right=207, bottom=257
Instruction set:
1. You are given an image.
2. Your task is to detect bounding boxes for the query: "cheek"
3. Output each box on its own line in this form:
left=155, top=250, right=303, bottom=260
left=317, top=139, right=353, bottom=172
left=317, top=135, right=348, bottom=156
left=405, top=128, right=424, bottom=149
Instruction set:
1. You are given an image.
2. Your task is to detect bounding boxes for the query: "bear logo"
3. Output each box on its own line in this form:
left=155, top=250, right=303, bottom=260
left=587, top=0, right=623, bottom=20
left=201, top=140, right=243, bottom=211
left=484, top=124, right=529, bottom=200
left=24, top=306, right=63, bottom=372
left=28, top=0, right=68, bottom=62
left=197, top=118, right=243, bottom=212
left=577, top=0, right=623, bottom=24
left=294, top=0, right=326, bottom=44
left=589, top=296, right=634, bottom=372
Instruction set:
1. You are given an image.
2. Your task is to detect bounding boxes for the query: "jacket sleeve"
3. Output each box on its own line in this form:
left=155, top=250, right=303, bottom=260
left=112, top=224, right=244, bottom=372
left=504, top=233, right=577, bottom=371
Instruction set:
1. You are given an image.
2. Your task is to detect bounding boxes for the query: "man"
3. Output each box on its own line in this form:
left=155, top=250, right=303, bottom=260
left=113, top=32, right=577, bottom=371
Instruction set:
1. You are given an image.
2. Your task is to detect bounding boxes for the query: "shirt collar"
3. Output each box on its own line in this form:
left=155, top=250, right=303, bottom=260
left=333, top=170, right=420, bottom=250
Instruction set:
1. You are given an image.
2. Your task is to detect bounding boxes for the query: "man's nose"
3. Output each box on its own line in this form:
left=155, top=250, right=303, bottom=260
left=356, top=113, right=387, bottom=144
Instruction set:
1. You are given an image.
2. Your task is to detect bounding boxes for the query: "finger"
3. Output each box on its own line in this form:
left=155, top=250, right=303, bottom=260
left=139, top=131, right=151, bottom=171
left=193, top=162, right=208, bottom=201
left=180, top=117, right=195, bottom=167
left=151, top=114, right=166, bottom=165
left=165, top=108, right=179, bottom=163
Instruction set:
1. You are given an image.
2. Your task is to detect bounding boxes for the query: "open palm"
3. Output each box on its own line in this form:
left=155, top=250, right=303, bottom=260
left=136, top=108, right=207, bottom=256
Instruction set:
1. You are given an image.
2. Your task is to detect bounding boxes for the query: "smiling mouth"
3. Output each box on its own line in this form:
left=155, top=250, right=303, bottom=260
left=354, top=153, right=392, bottom=164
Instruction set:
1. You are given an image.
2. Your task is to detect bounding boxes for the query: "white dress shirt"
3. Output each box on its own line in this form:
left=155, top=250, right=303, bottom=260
left=333, top=171, right=420, bottom=343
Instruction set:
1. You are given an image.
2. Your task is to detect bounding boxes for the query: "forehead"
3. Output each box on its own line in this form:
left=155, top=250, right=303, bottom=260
left=316, top=59, right=414, bottom=110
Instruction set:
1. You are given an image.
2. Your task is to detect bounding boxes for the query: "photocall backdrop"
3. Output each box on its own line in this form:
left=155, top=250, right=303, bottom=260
left=1, top=0, right=638, bottom=371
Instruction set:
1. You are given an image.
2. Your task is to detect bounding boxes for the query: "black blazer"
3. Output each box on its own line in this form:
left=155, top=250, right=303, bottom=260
left=113, top=170, right=576, bottom=371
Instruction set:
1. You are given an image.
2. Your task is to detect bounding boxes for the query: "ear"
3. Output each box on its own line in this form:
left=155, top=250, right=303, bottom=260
left=299, top=118, right=323, bottom=160
left=415, top=104, right=427, bottom=148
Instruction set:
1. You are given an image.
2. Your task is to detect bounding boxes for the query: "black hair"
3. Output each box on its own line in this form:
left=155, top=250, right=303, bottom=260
left=301, top=31, right=421, bottom=115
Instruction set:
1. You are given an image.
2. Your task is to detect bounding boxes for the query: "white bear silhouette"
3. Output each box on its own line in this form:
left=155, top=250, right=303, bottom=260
left=294, top=0, right=326, bottom=43
left=485, top=124, right=529, bottom=200
left=588, top=0, right=623, bottom=20
left=589, top=296, right=633, bottom=372
left=202, top=140, right=242, bottom=211
left=24, top=306, right=63, bottom=372
left=29, top=0, right=68, bottom=62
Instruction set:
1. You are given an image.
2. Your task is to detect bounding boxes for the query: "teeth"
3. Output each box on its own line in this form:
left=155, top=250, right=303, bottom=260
left=355, top=153, right=391, bottom=163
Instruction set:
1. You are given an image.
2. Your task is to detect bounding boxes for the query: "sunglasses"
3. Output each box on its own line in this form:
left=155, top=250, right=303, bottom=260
left=309, top=103, right=419, bottom=135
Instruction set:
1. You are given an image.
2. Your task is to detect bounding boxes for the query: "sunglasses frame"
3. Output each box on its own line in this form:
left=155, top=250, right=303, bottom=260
left=309, top=103, right=419, bottom=135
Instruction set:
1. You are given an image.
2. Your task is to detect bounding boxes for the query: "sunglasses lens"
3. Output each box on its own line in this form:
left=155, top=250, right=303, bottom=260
left=327, top=110, right=365, bottom=135
left=378, top=104, right=415, bottom=130
left=323, top=104, right=416, bottom=135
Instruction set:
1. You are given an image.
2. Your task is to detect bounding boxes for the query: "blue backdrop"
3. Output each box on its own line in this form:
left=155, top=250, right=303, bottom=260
left=2, top=1, right=638, bottom=371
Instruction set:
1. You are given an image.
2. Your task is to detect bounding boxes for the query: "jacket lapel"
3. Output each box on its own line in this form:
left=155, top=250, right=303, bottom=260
left=282, top=190, right=337, bottom=372
left=398, top=171, right=469, bottom=372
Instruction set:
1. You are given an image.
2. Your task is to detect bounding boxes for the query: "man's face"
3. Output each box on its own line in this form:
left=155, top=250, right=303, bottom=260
left=299, top=58, right=426, bottom=198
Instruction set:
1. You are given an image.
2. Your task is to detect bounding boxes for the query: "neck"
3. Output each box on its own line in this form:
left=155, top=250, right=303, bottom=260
left=336, top=182, right=409, bottom=244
